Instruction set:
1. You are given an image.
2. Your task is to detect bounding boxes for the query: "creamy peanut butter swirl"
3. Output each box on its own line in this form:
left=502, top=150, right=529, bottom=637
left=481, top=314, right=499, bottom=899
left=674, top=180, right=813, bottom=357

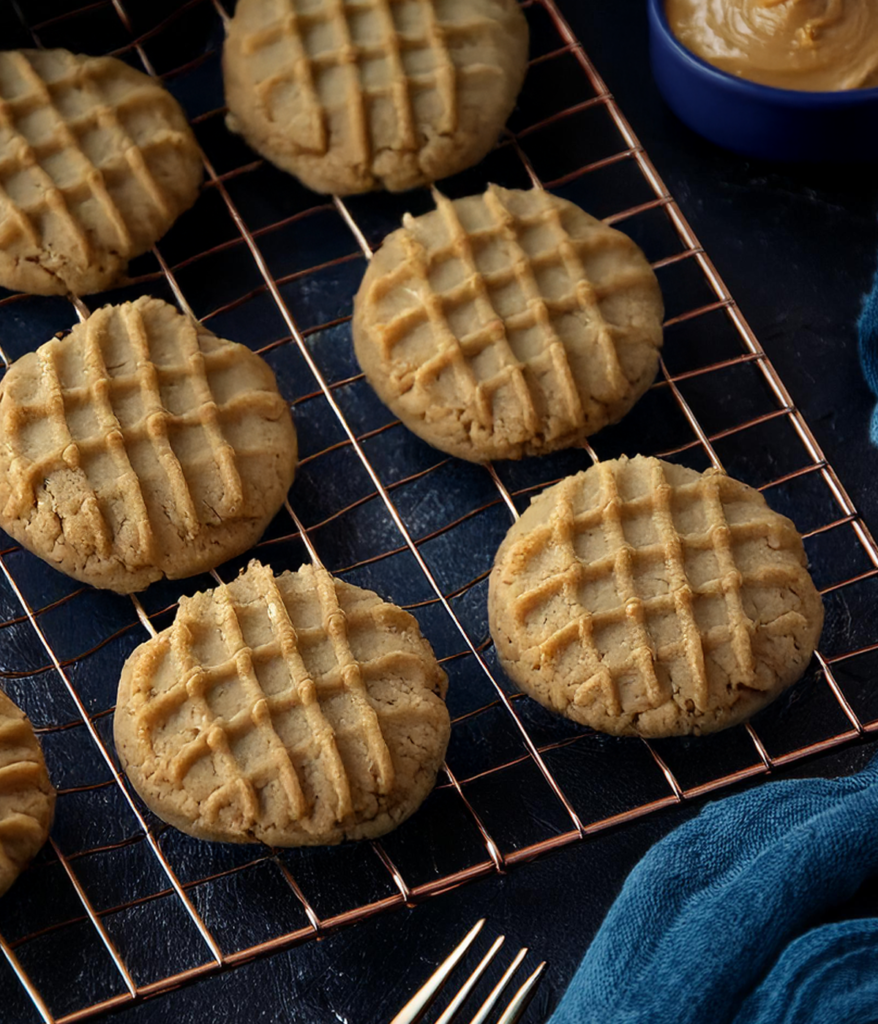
left=665, top=0, right=878, bottom=91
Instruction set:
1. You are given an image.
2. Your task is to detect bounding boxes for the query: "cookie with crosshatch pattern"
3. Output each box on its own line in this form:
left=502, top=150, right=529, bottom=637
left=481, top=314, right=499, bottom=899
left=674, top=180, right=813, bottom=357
left=0, top=297, right=297, bottom=594
left=114, top=559, right=450, bottom=845
left=0, top=48, right=201, bottom=296
left=0, top=688, right=55, bottom=898
left=488, top=456, right=824, bottom=738
left=222, top=0, right=529, bottom=195
left=352, top=185, right=664, bottom=462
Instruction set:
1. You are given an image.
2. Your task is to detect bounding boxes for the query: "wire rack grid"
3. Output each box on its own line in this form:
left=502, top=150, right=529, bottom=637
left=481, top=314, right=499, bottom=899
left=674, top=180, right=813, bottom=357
left=0, top=0, right=877, bottom=1020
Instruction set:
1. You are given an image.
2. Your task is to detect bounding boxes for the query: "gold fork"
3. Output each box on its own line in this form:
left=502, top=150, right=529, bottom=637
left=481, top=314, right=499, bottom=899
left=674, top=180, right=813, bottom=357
left=390, top=920, right=546, bottom=1024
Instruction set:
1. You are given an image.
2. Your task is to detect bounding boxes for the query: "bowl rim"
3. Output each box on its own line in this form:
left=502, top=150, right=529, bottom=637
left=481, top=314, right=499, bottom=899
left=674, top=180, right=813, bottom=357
left=647, top=0, right=878, bottom=106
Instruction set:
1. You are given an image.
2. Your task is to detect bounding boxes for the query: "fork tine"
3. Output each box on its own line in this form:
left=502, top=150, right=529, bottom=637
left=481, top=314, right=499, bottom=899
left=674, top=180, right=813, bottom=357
left=434, top=935, right=506, bottom=1024
left=466, top=946, right=529, bottom=1024
left=494, top=961, right=546, bottom=1024
left=390, top=919, right=486, bottom=1024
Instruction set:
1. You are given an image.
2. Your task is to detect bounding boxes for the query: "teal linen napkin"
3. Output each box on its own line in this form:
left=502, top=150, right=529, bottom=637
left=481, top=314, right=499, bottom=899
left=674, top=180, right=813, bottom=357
left=859, top=267, right=878, bottom=442
left=549, top=757, right=878, bottom=1024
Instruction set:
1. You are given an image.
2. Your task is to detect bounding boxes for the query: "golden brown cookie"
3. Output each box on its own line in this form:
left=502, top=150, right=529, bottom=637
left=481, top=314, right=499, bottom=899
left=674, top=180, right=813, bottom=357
left=488, top=456, right=824, bottom=738
left=114, top=560, right=450, bottom=845
left=222, top=0, right=529, bottom=194
left=352, top=185, right=664, bottom=462
left=0, top=48, right=202, bottom=296
left=0, top=689, right=55, bottom=898
left=0, top=297, right=297, bottom=594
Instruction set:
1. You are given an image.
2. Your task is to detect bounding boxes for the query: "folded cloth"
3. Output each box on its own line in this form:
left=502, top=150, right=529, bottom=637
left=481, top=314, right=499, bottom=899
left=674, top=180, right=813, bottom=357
left=549, top=756, right=878, bottom=1024
left=858, top=266, right=878, bottom=443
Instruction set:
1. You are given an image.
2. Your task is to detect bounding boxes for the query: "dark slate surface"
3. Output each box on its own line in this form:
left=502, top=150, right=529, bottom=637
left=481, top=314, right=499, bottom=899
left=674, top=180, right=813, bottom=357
left=0, top=1, right=877, bottom=1021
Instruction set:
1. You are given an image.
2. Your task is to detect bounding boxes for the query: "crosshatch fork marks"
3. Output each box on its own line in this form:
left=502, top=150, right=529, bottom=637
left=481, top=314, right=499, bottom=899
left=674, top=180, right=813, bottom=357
left=121, top=561, right=445, bottom=844
left=0, top=47, right=199, bottom=294
left=227, top=0, right=491, bottom=184
left=501, top=458, right=817, bottom=728
left=0, top=299, right=258, bottom=566
left=359, top=183, right=660, bottom=460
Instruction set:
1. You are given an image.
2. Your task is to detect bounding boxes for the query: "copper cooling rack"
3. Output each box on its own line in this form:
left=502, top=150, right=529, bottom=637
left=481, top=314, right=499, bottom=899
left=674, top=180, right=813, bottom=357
left=2, top=1, right=878, bottom=1021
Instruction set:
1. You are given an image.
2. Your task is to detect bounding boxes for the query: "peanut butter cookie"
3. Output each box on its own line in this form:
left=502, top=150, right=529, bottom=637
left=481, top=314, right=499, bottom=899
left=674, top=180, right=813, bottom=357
left=353, top=185, right=664, bottom=462
left=0, top=689, right=55, bottom=898
left=223, top=0, right=529, bottom=194
left=488, top=456, right=824, bottom=737
left=0, top=297, right=297, bottom=593
left=114, top=560, right=450, bottom=845
left=0, top=49, right=202, bottom=296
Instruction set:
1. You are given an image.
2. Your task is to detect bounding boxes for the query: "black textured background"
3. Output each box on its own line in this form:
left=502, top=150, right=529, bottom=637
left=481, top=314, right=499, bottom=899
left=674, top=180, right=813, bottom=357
left=0, top=1, right=876, bottom=1022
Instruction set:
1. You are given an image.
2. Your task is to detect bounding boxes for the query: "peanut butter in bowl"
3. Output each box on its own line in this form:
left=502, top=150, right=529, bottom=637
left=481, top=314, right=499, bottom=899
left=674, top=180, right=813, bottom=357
left=665, top=0, right=878, bottom=92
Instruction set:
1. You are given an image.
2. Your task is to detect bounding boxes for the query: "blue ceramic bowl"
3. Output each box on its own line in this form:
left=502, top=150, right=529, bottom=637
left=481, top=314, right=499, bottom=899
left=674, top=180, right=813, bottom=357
left=648, top=0, right=878, bottom=161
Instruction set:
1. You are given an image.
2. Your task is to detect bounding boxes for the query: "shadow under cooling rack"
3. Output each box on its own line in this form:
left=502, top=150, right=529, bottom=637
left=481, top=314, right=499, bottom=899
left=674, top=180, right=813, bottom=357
left=1, top=0, right=877, bottom=1021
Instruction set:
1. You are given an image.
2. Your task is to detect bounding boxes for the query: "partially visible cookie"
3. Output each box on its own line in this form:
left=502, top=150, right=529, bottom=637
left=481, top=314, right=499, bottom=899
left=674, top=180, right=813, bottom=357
left=114, top=560, right=450, bottom=846
left=0, top=297, right=297, bottom=593
left=222, top=0, right=529, bottom=194
left=352, top=185, right=664, bottom=462
left=0, top=48, right=202, bottom=296
left=0, top=689, right=55, bottom=898
left=488, top=455, right=824, bottom=738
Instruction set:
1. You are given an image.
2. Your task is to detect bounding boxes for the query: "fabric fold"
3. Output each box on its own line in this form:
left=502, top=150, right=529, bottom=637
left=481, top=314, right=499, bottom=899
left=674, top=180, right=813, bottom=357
left=858, top=265, right=878, bottom=444
left=550, top=757, right=878, bottom=1024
